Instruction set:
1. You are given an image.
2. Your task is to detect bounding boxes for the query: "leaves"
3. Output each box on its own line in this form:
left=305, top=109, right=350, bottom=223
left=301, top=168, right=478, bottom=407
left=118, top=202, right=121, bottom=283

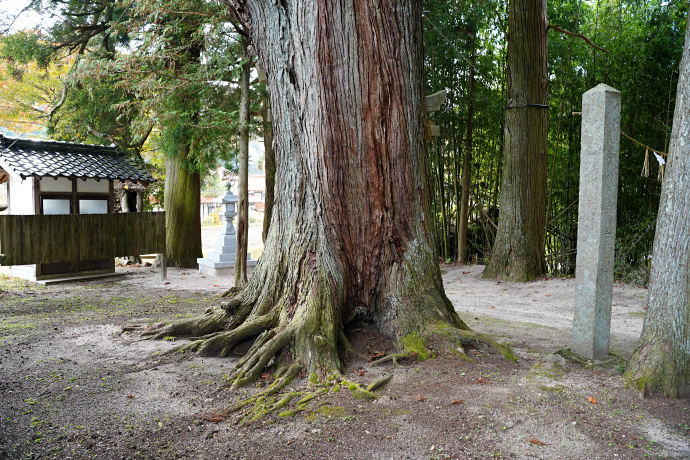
left=527, top=437, right=551, bottom=446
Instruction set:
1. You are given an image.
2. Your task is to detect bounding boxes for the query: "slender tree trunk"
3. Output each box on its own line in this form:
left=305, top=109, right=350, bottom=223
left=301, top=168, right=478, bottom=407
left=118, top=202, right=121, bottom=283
left=146, top=0, right=512, bottom=388
left=261, top=93, right=275, bottom=243
left=484, top=0, right=548, bottom=282
left=435, top=141, right=448, bottom=260
left=626, top=15, right=690, bottom=398
left=459, top=32, right=476, bottom=265
left=235, top=39, right=251, bottom=286
left=164, top=152, right=202, bottom=267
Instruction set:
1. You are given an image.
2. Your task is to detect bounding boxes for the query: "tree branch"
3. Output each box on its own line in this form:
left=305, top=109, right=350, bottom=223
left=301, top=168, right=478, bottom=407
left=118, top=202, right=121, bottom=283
left=220, top=0, right=250, bottom=37
left=47, top=80, right=69, bottom=122
left=1, top=4, right=34, bottom=35
left=547, top=24, right=608, bottom=53
left=86, top=122, right=153, bottom=153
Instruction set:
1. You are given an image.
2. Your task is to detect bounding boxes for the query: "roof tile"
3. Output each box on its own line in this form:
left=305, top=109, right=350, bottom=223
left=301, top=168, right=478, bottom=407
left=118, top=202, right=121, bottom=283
left=0, top=135, right=155, bottom=182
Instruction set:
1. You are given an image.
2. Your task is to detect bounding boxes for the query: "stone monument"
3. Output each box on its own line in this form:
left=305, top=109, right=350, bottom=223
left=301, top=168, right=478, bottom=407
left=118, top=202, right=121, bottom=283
left=197, top=191, right=256, bottom=277
left=572, top=83, right=621, bottom=360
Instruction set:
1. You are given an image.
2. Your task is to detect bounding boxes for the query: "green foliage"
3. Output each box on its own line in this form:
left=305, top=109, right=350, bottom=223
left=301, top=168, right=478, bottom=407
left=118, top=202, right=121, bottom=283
left=423, top=0, right=687, bottom=283
left=0, top=30, right=52, bottom=68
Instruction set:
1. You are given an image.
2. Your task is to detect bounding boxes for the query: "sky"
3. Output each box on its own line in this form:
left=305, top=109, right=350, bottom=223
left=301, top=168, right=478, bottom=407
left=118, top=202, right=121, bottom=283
left=1, top=1, right=56, bottom=34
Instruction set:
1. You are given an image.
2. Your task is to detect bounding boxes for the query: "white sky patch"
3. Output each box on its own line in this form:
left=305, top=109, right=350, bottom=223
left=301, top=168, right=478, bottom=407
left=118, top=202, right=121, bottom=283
left=1, top=1, right=56, bottom=33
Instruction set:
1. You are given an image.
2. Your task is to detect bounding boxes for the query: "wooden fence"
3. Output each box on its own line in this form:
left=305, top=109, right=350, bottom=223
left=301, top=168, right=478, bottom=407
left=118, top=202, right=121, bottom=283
left=0, top=212, right=165, bottom=266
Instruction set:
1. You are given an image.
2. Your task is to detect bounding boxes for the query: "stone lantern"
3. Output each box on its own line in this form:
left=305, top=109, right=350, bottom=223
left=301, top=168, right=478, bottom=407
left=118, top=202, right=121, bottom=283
left=197, top=190, right=255, bottom=277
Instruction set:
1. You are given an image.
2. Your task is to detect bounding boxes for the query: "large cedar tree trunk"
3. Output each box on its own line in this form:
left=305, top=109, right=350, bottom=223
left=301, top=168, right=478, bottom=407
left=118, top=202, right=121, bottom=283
left=483, top=0, right=548, bottom=281
left=144, top=0, right=512, bottom=387
left=626, top=16, right=690, bottom=398
left=164, top=152, right=202, bottom=267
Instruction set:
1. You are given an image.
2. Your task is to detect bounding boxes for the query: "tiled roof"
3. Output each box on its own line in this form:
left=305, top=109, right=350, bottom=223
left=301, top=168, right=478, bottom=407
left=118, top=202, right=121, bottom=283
left=0, top=134, right=155, bottom=182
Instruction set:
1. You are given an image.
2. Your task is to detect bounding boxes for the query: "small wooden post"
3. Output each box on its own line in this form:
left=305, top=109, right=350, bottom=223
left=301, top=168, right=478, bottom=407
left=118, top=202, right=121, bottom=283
left=160, top=253, right=167, bottom=280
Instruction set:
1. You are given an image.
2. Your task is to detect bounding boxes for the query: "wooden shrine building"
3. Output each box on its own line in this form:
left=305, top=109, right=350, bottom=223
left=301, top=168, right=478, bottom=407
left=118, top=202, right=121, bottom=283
left=0, top=134, right=155, bottom=281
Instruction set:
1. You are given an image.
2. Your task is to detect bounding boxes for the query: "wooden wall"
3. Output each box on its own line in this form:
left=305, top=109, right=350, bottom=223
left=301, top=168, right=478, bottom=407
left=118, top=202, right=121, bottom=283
left=0, top=212, right=165, bottom=265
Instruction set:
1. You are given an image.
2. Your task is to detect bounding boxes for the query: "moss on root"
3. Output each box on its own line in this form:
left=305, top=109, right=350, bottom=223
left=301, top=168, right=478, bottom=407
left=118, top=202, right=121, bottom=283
left=196, top=372, right=391, bottom=425
left=402, top=334, right=433, bottom=361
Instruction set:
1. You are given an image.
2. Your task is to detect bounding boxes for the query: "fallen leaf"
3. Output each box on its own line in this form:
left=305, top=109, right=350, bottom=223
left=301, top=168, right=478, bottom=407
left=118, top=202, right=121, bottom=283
left=358, top=370, right=366, bottom=376
left=213, top=284, right=219, bottom=287
left=127, top=395, right=133, bottom=399
left=260, top=374, right=270, bottom=379
left=386, top=436, right=392, bottom=439
left=490, top=306, right=496, bottom=309
left=528, top=437, right=551, bottom=446
left=450, top=399, right=463, bottom=405
left=473, top=376, right=491, bottom=384
left=164, top=282, right=171, bottom=285
left=286, top=439, right=296, bottom=446
left=587, top=396, right=598, bottom=404
left=415, top=395, right=426, bottom=401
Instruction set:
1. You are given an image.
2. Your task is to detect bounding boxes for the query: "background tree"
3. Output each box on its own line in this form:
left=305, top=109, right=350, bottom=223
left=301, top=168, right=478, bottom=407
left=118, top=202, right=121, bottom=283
left=484, top=0, right=548, bottom=281
left=625, top=7, right=690, bottom=398
left=235, top=36, right=251, bottom=285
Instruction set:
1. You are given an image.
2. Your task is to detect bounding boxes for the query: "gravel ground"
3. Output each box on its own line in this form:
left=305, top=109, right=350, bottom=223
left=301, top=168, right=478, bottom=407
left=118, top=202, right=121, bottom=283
left=0, top=258, right=689, bottom=459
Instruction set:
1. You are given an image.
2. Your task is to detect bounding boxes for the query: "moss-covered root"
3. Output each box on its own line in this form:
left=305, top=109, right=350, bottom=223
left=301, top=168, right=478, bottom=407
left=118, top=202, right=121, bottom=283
left=197, top=370, right=393, bottom=425
left=196, top=363, right=303, bottom=424
left=439, top=327, right=517, bottom=362
left=370, top=352, right=414, bottom=367
left=625, top=340, right=690, bottom=399
left=124, top=307, right=228, bottom=341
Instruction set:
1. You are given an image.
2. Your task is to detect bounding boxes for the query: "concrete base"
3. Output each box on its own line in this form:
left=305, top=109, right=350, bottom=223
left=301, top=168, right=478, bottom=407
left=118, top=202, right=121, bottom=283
left=37, top=271, right=126, bottom=286
left=197, top=258, right=257, bottom=278
left=7, top=264, right=121, bottom=285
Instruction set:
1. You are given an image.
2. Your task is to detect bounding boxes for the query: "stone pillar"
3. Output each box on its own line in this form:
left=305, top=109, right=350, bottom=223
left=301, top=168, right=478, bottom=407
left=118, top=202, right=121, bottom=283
left=572, top=83, right=621, bottom=360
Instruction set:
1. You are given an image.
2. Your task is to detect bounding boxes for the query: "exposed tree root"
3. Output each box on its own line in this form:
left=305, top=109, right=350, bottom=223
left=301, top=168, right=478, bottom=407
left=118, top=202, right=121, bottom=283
left=339, top=330, right=367, bottom=360
left=370, top=352, right=414, bottom=367
left=124, top=289, right=516, bottom=426
left=196, top=368, right=392, bottom=425
left=430, top=323, right=518, bottom=363
left=122, top=308, right=228, bottom=341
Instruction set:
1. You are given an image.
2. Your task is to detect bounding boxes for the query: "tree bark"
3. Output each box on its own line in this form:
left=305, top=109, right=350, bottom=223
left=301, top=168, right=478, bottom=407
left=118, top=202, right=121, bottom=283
left=458, top=31, right=476, bottom=265
left=261, top=92, right=275, bottom=243
left=164, top=152, right=202, bottom=268
left=483, top=0, right=548, bottom=281
left=150, top=0, right=512, bottom=386
left=626, top=13, right=690, bottom=398
left=235, top=38, right=251, bottom=286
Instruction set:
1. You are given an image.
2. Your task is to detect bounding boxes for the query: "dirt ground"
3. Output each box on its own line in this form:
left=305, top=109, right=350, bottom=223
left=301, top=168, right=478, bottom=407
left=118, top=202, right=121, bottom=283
left=1, top=252, right=689, bottom=459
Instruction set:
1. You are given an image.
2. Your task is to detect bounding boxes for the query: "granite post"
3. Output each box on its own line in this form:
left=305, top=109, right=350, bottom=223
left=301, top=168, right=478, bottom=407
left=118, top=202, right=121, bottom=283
left=572, top=83, right=621, bottom=361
